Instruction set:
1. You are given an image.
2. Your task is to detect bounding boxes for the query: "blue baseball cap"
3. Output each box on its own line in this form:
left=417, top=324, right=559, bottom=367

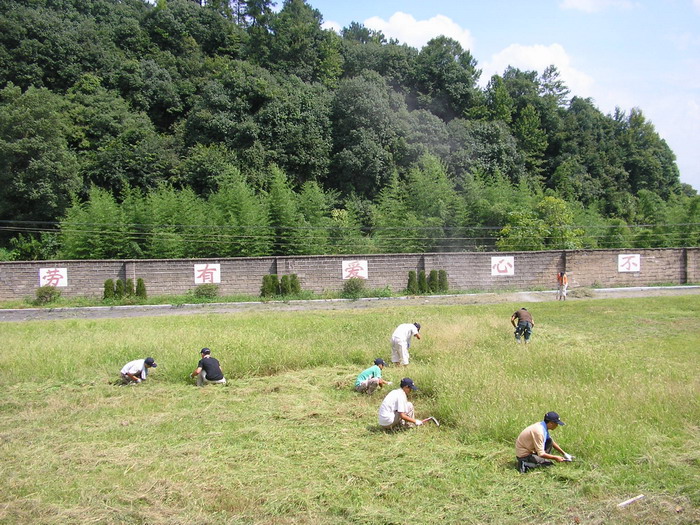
left=400, top=377, right=418, bottom=390
left=544, top=411, right=565, bottom=425
left=374, top=358, right=386, bottom=366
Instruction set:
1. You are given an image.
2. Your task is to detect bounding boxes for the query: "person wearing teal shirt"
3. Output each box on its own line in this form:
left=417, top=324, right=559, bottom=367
left=355, top=358, right=390, bottom=394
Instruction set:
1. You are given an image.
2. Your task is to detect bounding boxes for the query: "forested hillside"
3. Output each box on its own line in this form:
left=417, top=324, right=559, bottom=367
left=1, top=0, right=698, bottom=260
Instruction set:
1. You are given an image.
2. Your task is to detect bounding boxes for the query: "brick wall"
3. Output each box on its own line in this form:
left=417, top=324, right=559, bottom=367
left=0, top=248, right=697, bottom=301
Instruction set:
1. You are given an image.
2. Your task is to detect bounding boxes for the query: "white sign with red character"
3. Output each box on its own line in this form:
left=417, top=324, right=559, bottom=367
left=194, top=263, right=221, bottom=284
left=491, top=256, right=515, bottom=276
left=342, top=260, right=368, bottom=280
left=39, top=268, right=68, bottom=287
left=618, top=254, right=641, bottom=272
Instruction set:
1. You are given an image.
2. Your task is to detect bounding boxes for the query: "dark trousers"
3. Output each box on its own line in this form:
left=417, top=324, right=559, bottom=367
left=517, top=438, right=553, bottom=472
left=514, top=321, right=533, bottom=342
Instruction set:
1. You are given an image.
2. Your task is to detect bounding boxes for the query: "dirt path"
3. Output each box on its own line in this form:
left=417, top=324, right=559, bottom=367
left=1, top=286, right=698, bottom=322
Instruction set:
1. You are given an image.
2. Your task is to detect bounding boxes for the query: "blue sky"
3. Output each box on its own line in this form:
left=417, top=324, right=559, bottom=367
left=307, top=0, right=700, bottom=192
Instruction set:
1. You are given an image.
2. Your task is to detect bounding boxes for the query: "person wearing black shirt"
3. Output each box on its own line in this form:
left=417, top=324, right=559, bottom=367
left=190, top=348, right=226, bottom=386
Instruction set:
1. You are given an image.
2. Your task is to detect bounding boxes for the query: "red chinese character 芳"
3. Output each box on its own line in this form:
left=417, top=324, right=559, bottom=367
left=42, top=268, right=65, bottom=286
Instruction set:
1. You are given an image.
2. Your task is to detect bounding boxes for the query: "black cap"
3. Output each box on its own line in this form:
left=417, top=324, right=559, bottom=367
left=374, top=358, right=386, bottom=366
left=544, top=411, right=565, bottom=425
left=400, top=377, right=418, bottom=390
left=144, top=357, right=157, bottom=368
left=200, top=348, right=211, bottom=355
left=414, top=322, right=421, bottom=331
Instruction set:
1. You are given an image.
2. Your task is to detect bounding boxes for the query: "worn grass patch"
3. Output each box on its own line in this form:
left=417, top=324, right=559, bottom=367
left=1, top=296, right=698, bottom=524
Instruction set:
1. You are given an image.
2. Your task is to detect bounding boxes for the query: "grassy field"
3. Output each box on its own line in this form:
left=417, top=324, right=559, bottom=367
left=1, top=295, right=698, bottom=524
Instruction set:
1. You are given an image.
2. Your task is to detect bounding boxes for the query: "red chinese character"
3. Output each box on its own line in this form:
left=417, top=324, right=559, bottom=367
left=492, top=259, right=513, bottom=274
left=42, top=269, right=64, bottom=286
left=344, top=261, right=366, bottom=279
left=196, top=264, right=217, bottom=283
left=619, top=256, right=639, bottom=271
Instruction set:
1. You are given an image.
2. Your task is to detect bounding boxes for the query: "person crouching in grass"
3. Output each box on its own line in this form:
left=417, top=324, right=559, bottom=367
left=355, top=358, right=391, bottom=394
left=120, top=357, right=156, bottom=384
left=378, top=378, right=423, bottom=430
left=190, top=348, right=226, bottom=387
left=515, top=411, right=573, bottom=473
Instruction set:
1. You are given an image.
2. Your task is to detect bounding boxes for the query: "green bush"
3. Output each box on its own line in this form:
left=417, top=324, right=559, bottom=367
left=418, top=270, right=428, bottom=293
left=289, top=274, right=301, bottom=294
left=428, top=270, right=439, bottom=293
left=125, top=278, right=135, bottom=297
left=34, top=285, right=61, bottom=306
left=407, top=271, right=419, bottom=294
left=342, top=277, right=365, bottom=299
left=270, top=275, right=280, bottom=295
left=103, top=279, right=115, bottom=300
left=261, top=274, right=280, bottom=297
left=438, top=270, right=449, bottom=292
left=193, top=284, right=219, bottom=298
left=280, top=275, right=291, bottom=295
left=115, top=279, right=125, bottom=298
left=135, top=278, right=147, bottom=299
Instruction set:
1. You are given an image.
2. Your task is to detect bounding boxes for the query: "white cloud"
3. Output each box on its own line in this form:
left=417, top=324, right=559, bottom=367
left=481, top=43, right=594, bottom=97
left=559, top=0, right=637, bottom=13
left=363, top=12, right=474, bottom=51
left=321, top=20, right=342, bottom=33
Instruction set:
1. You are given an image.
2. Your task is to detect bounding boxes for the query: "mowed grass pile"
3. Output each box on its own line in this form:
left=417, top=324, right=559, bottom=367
left=1, top=296, right=698, bottom=524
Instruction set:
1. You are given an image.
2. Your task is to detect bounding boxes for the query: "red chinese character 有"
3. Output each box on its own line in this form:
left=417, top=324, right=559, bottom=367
left=196, top=264, right=217, bottom=283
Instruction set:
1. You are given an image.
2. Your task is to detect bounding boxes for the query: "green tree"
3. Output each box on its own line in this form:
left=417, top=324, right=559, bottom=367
left=404, top=155, right=465, bottom=251
left=412, top=36, right=482, bottom=120
left=59, top=187, right=134, bottom=259
left=209, top=171, right=273, bottom=257
left=267, top=0, right=343, bottom=86
left=265, top=166, right=305, bottom=255
left=371, top=173, right=423, bottom=253
left=0, top=85, right=80, bottom=237
left=513, top=103, right=547, bottom=178
left=295, top=181, right=334, bottom=255
left=485, top=75, right=514, bottom=124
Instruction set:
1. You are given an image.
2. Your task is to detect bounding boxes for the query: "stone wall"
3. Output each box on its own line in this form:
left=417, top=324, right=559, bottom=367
left=0, top=248, right=697, bottom=301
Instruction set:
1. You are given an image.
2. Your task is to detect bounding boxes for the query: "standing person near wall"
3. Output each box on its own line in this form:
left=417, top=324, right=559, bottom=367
left=557, top=271, right=568, bottom=301
left=511, top=308, right=534, bottom=343
left=390, top=322, right=421, bottom=366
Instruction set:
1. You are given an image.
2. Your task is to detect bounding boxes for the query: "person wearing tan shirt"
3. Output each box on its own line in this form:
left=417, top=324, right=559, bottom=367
left=515, top=411, right=573, bottom=473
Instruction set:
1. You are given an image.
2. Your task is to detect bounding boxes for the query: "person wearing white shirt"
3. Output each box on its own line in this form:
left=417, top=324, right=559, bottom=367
left=378, top=378, right=423, bottom=429
left=390, top=322, right=421, bottom=366
left=120, top=357, right=156, bottom=384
